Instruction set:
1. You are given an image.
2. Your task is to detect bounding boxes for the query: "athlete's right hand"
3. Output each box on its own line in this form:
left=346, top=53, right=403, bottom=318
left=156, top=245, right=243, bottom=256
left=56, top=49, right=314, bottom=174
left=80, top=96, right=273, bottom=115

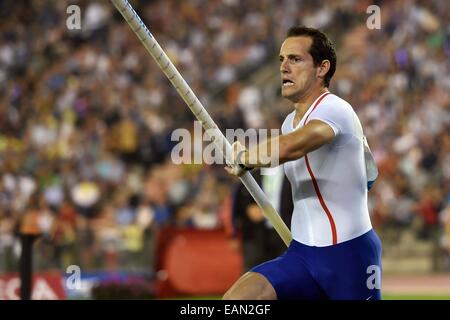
left=224, top=141, right=252, bottom=177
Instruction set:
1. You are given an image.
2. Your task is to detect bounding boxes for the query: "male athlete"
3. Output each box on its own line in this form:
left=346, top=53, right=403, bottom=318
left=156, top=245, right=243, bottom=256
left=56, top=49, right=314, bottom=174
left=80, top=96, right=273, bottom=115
left=224, top=26, right=382, bottom=300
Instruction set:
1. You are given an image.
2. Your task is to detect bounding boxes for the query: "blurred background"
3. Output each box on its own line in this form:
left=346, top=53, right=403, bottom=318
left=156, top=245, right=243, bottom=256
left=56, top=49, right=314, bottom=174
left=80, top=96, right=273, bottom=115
left=0, top=0, right=449, bottom=299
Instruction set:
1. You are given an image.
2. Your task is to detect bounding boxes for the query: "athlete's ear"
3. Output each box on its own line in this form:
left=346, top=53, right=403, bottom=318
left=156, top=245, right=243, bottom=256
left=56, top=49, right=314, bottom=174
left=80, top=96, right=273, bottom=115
left=316, top=60, right=330, bottom=82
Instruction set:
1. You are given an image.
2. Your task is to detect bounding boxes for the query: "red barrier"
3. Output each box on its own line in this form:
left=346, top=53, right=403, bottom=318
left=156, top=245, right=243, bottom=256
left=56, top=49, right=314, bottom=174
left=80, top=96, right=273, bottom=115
left=154, top=228, right=243, bottom=298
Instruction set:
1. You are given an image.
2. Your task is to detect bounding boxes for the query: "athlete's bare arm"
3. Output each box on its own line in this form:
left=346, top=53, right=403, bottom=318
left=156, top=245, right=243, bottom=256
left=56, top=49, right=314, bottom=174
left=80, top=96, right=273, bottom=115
left=276, top=120, right=335, bottom=163
left=226, top=120, right=335, bottom=176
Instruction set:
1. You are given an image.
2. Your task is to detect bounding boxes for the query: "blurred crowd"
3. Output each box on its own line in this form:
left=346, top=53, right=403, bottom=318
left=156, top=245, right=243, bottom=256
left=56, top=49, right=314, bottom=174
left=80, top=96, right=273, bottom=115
left=0, top=0, right=449, bottom=273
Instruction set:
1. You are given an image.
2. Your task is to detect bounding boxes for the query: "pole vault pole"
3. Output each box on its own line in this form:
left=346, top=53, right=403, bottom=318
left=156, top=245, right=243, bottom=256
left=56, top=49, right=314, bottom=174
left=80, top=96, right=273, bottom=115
left=111, top=0, right=292, bottom=246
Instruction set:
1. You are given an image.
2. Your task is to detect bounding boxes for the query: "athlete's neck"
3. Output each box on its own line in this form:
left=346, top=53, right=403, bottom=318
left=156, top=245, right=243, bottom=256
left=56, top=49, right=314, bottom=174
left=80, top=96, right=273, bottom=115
left=293, top=87, right=329, bottom=120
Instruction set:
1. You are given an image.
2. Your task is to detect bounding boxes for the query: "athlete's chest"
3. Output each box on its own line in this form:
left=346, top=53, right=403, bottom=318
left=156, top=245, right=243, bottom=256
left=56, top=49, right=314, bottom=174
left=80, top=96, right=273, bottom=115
left=283, top=144, right=331, bottom=182
left=291, top=104, right=314, bottom=130
left=292, top=113, right=306, bottom=128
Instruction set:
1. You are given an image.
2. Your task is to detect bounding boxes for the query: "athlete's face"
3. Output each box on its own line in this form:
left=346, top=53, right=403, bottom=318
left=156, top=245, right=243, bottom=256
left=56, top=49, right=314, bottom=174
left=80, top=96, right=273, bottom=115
left=279, top=36, right=318, bottom=102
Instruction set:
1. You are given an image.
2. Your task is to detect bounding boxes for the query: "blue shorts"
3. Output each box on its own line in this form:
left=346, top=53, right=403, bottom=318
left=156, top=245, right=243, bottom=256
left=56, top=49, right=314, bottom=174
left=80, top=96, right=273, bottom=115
left=251, top=229, right=382, bottom=300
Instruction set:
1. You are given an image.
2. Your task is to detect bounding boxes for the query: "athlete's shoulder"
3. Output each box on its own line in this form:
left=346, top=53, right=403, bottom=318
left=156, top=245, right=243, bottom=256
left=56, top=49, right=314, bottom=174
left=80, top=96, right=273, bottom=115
left=321, top=93, right=354, bottom=114
left=309, top=93, right=359, bottom=136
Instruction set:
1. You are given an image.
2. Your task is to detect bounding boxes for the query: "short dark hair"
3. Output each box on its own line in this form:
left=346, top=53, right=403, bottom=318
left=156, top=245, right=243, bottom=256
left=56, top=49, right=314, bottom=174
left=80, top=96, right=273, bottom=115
left=286, top=26, right=336, bottom=88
